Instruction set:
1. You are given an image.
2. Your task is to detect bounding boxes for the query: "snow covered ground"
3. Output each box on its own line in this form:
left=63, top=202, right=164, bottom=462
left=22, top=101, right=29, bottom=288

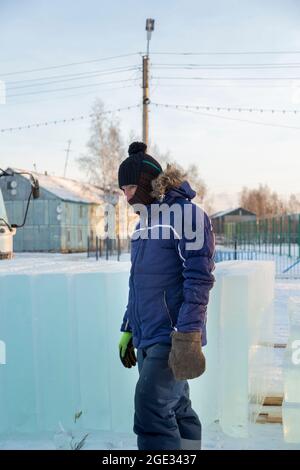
left=0, top=423, right=298, bottom=450
left=0, top=251, right=131, bottom=275
left=0, top=253, right=299, bottom=450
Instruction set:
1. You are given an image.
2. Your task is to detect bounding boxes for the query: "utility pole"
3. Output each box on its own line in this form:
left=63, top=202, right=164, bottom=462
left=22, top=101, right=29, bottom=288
left=142, top=55, right=149, bottom=146
left=63, top=139, right=72, bottom=178
left=142, top=18, right=155, bottom=146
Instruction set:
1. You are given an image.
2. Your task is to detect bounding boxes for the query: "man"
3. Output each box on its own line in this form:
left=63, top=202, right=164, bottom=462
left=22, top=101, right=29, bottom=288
left=118, top=142, right=215, bottom=450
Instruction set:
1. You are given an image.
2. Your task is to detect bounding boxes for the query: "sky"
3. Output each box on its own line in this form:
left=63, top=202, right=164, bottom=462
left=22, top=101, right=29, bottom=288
left=0, top=0, right=300, bottom=211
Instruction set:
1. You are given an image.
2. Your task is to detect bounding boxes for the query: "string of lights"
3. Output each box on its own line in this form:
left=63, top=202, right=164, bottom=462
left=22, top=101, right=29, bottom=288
left=0, top=104, right=141, bottom=133
left=152, top=102, right=300, bottom=130
left=151, top=75, right=300, bottom=81
left=151, top=102, right=300, bottom=114
left=2, top=100, right=299, bottom=134
left=150, top=50, right=300, bottom=56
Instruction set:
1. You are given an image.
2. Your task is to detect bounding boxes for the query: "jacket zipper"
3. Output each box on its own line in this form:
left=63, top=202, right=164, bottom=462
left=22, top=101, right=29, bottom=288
left=163, top=290, right=176, bottom=330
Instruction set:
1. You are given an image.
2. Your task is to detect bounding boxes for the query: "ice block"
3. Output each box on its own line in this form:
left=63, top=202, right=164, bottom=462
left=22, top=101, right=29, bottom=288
left=211, top=261, right=273, bottom=437
left=282, top=297, right=300, bottom=443
left=282, top=401, right=300, bottom=443
left=192, top=261, right=275, bottom=437
left=0, top=258, right=275, bottom=440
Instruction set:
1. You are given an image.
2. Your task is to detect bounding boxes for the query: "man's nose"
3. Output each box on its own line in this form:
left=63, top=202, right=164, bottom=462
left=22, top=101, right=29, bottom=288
left=124, top=189, right=131, bottom=200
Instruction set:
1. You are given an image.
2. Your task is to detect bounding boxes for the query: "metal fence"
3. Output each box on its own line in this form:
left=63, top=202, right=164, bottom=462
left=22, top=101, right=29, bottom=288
left=217, top=213, right=300, bottom=278
left=86, top=214, right=300, bottom=278
left=87, top=236, right=131, bottom=261
left=214, top=249, right=300, bottom=279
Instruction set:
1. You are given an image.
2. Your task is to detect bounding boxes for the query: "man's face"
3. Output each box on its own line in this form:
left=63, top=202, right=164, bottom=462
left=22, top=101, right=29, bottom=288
left=121, top=184, right=137, bottom=202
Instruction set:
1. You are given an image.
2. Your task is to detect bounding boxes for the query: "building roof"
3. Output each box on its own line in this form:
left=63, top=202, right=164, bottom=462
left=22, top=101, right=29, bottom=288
left=9, top=169, right=112, bottom=204
left=211, top=207, right=256, bottom=219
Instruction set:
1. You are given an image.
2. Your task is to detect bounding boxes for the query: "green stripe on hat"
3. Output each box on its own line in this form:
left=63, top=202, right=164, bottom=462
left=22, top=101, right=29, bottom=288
left=142, top=159, right=162, bottom=172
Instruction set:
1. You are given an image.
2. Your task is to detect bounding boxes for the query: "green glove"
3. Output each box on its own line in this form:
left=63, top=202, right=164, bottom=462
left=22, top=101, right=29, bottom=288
left=119, top=332, right=137, bottom=368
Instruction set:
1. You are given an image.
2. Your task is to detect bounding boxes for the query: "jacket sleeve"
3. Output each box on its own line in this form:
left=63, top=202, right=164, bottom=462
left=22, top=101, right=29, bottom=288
left=120, top=222, right=139, bottom=333
left=120, top=304, right=132, bottom=333
left=175, top=206, right=215, bottom=334
left=120, top=278, right=133, bottom=333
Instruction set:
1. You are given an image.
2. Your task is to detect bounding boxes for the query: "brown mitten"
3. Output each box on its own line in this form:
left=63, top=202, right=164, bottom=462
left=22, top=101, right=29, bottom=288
left=168, top=331, right=206, bottom=380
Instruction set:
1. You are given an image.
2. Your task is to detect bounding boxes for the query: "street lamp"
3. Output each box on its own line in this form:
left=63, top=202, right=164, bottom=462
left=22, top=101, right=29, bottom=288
left=146, top=18, right=155, bottom=56
left=142, top=18, right=155, bottom=146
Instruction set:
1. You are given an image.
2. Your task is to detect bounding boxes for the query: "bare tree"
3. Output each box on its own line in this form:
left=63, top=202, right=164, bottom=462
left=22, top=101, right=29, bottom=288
left=185, top=163, right=207, bottom=203
left=239, top=184, right=287, bottom=218
left=288, top=194, right=300, bottom=214
left=77, top=99, right=125, bottom=191
left=148, top=143, right=172, bottom=169
left=148, top=144, right=207, bottom=204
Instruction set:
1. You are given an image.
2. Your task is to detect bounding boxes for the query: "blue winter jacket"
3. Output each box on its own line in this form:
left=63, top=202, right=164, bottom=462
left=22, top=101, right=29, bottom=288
left=120, top=181, right=215, bottom=349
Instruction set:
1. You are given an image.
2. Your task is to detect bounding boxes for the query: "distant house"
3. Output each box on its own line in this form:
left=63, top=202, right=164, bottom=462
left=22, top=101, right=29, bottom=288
left=211, top=207, right=256, bottom=235
left=0, top=169, right=120, bottom=253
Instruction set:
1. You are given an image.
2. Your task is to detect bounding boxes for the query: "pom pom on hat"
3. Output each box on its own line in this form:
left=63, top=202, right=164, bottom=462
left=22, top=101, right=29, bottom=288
left=128, top=141, right=147, bottom=155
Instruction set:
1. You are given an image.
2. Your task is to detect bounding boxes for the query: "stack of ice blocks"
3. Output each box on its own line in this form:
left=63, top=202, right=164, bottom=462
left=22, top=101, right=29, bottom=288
left=0, top=266, right=138, bottom=435
left=190, top=260, right=275, bottom=437
left=0, top=259, right=275, bottom=439
left=282, top=297, right=300, bottom=443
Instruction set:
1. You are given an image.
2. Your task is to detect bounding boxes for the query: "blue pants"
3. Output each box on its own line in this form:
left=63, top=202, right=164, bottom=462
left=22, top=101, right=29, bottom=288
left=134, top=343, right=202, bottom=450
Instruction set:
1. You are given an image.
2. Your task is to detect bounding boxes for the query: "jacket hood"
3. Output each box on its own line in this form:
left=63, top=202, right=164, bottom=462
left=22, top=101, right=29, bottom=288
left=151, top=164, right=196, bottom=202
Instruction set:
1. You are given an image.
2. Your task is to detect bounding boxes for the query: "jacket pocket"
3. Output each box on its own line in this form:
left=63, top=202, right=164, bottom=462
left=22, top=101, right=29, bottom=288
left=137, top=288, right=174, bottom=339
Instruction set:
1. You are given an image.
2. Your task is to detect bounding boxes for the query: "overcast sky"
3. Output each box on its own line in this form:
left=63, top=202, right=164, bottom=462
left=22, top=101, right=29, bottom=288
left=0, top=0, right=299, bottom=211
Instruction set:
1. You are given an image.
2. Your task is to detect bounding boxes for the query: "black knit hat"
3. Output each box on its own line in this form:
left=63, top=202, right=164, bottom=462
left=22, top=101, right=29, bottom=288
left=118, top=142, right=162, bottom=204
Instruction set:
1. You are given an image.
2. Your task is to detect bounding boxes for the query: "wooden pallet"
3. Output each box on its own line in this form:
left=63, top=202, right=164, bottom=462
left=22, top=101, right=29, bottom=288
left=253, top=342, right=286, bottom=424
left=256, top=396, right=283, bottom=424
left=263, top=396, right=283, bottom=406
left=256, top=413, right=282, bottom=424
left=258, top=341, right=287, bottom=349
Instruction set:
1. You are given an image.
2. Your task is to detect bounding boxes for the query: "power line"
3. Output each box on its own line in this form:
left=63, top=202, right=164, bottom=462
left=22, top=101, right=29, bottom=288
left=1, top=53, right=140, bottom=77
left=152, top=62, right=300, bottom=67
left=6, top=67, right=141, bottom=105
left=151, top=82, right=293, bottom=88
left=152, top=63, right=300, bottom=70
left=8, top=67, right=140, bottom=91
left=7, top=77, right=140, bottom=98
left=5, top=84, right=138, bottom=106
left=152, top=102, right=300, bottom=130
left=7, top=65, right=140, bottom=89
left=5, top=49, right=300, bottom=77
left=0, top=104, right=141, bottom=133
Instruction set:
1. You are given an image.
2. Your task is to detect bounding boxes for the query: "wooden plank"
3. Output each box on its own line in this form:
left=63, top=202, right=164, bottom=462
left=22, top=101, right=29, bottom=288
left=257, top=341, right=287, bottom=348
left=260, top=405, right=282, bottom=417
left=263, top=396, right=283, bottom=406
left=256, top=414, right=282, bottom=424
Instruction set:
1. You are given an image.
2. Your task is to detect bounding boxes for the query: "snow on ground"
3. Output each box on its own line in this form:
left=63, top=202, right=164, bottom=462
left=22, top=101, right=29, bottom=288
left=1, top=424, right=299, bottom=451
left=0, top=251, right=131, bottom=275
left=0, top=253, right=299, bottom=450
